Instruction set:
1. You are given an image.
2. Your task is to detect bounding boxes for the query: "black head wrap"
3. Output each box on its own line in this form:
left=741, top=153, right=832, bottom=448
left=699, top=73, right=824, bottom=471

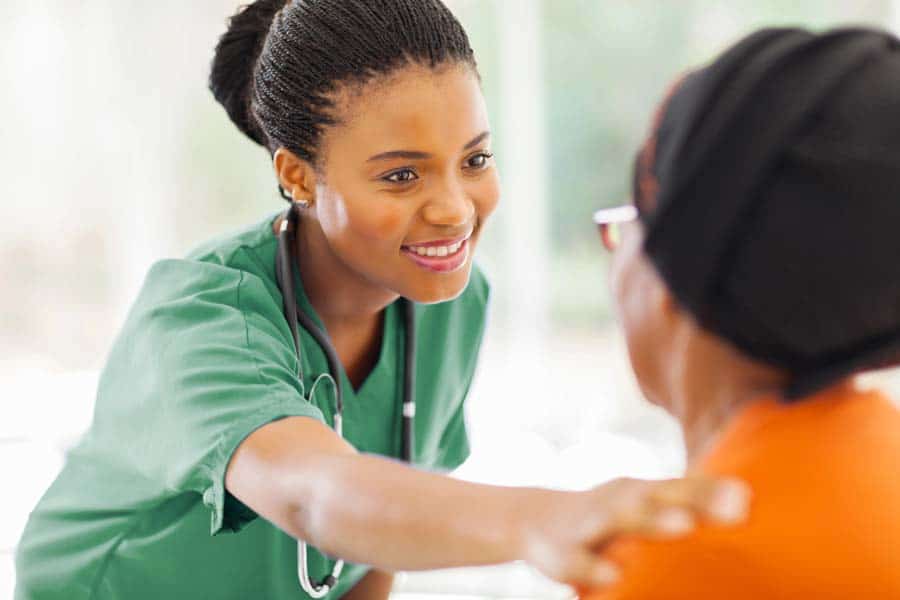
left=634, top=27, right=900, bottom=399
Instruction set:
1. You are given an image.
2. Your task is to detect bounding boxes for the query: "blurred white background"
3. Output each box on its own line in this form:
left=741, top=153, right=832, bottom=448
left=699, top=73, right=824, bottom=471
left=2, top=1, right=899, bottom=598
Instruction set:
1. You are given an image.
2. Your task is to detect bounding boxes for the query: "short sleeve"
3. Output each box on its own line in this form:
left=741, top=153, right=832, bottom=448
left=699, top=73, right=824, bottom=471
left=94, top=259, right=325, bottom=536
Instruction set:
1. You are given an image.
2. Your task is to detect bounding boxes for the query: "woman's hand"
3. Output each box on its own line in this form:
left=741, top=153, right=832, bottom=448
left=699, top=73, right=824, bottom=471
left=519, top=476, right=750, bottom=588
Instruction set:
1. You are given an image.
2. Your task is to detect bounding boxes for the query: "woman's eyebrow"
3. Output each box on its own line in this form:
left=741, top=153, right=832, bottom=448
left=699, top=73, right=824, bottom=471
left=463, top=131, right=491, bottom=150
left=366, top=131, right=492, bottom=163
left=367, top=150, right=431, bottom=162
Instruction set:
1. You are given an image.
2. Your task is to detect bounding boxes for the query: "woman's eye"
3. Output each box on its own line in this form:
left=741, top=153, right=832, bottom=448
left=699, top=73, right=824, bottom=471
left=383, top=169, right=419, bottom=184
left=465, top=152, right=494, bottom=170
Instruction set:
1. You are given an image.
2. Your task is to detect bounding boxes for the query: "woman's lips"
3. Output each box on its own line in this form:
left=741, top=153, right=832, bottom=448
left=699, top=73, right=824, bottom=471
left=401, top=237, right=471, bottom=273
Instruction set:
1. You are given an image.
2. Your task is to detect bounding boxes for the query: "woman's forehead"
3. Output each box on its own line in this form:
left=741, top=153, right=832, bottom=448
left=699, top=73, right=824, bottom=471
left=325, top=63, right=489, bottom=157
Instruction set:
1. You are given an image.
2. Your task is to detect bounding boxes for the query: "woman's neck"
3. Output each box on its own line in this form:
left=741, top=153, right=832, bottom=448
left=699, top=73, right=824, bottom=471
left=677, top=377, right=777, bottom=463
left=671, top=351, right=787, bottom=464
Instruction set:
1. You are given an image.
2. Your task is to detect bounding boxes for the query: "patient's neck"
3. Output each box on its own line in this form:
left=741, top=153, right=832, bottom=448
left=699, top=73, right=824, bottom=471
left=680, top=377, right=781, bottom=464
left=670, top=346, right=787, bottom=464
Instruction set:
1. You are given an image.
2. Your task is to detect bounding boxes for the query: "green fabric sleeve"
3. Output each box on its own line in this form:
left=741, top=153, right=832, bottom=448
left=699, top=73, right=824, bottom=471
left=201, top=405, right=324, bottom=536
left=101, top=259, right=325, bottom=536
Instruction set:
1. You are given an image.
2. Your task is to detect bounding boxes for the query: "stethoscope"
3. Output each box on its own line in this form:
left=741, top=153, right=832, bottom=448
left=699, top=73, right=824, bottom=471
left=274, top=206, right=417, bottom=598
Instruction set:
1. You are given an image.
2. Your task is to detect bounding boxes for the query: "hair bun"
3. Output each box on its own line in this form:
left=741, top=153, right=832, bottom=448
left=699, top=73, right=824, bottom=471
left=209, top=0, right=287, bottom=147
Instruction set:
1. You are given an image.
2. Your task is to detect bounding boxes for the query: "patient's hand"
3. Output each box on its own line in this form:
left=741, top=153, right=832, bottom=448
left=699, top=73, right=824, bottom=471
left=519, top=476, right=750, bottom=588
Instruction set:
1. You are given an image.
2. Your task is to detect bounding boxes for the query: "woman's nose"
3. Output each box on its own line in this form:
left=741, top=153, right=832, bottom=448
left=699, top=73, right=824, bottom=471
left=421, top=178, right=475, bottom=227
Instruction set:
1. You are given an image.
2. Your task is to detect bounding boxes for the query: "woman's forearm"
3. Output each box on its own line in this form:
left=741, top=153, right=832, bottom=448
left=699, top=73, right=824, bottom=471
left=228, top=416, right=563, bottom=571
left=291, top=452, right=563, bottom=571
left=228, top=415, right=749, bottom=586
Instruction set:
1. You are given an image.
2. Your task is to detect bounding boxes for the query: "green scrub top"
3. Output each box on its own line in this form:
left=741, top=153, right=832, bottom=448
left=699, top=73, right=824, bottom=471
left=15, top=213, right=489, bottom=600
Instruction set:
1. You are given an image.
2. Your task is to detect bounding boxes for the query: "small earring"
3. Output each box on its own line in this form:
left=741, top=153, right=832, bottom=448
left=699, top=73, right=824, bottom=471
left=292, top=194, right=310, bottom=209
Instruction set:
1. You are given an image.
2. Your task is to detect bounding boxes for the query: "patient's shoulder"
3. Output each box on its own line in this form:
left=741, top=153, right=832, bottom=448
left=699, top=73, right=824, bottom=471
left=583, top=388, right=900, bottom=600
left=581, top=533, right=778, bottom=600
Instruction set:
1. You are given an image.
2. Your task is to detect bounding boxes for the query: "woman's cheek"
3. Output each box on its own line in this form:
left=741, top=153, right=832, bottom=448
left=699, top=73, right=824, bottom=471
left=367, top=206, right=407, bottom=242
left=475, top=172, right=501, bottom=222
left=316, top=188, right=351, bottom=233
left=612, top=250, right=650, bottom=378
left=318, top=189, right=397, bottom=247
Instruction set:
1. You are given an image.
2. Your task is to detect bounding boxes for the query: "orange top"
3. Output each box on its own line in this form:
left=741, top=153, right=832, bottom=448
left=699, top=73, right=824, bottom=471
left=581, top=384, right=900, bottom=600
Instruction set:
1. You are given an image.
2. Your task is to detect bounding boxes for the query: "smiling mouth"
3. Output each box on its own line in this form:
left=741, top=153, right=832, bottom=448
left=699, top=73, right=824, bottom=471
left=403, top=238, right=466, bottom=258
left=401, top=234, right=472, bottom=273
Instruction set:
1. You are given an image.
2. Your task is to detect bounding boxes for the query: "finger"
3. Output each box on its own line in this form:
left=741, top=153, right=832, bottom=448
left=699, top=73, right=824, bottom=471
left=586, top=477, right=749, bottom=545
left=648, top=506, right=696, bottom=537
left=557, top=549, right=621, bottom=589
left=648, top=476, right=751, bottom=524
left=603, top=501, right=696, bottom=542
left=582, top=479, right=680, bottom=547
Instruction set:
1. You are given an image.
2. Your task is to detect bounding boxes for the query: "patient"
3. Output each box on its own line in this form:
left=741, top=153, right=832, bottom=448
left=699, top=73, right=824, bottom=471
left=586, top=27, right=900, bottom=599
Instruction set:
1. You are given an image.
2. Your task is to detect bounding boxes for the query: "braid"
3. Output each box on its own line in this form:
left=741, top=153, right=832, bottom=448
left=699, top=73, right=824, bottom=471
left=210, top=0, right=477, bottom=181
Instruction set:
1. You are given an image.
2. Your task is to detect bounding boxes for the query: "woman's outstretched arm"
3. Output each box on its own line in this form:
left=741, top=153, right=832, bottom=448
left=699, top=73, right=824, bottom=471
left=226, top=416, right=748, bottom=588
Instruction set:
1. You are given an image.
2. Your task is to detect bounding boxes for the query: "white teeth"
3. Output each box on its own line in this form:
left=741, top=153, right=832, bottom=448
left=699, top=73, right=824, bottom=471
left=407, top=239, right=467, bottom=258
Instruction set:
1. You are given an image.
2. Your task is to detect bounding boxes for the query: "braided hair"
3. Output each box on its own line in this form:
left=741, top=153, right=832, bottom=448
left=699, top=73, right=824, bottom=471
left=209, top=0, right=476, bottom=173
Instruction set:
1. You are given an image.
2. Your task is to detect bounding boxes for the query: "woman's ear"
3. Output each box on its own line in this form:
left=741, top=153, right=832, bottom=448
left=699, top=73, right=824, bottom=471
left=658, top=285, right=680, bottom=324
left=273, top=148, right=317, bottom=208
left=657, top=282, right=700, bottom=350
left=633, top=246, right=680, bottom=328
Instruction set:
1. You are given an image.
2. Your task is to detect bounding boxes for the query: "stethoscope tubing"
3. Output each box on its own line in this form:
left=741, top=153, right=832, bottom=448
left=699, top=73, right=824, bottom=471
left=401, top=298, right=416, bottom=460
left=275, top=207, right=415, bottom=596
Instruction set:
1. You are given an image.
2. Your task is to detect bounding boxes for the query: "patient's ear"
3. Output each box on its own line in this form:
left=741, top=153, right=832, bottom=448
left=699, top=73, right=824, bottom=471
left=659, top=287, right=679, bottom=319
left=655, top=280, right=693, bottom=339
left=639, top=254, right=680, bottom=323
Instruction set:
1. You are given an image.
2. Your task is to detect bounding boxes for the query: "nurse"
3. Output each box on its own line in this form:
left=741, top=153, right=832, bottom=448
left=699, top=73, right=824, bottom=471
left=15, top=1, right=748, bottom=598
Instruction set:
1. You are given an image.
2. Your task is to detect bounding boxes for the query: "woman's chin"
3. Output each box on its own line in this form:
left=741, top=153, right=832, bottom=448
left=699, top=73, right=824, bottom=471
left=402, top=266, right=472, bottom=305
